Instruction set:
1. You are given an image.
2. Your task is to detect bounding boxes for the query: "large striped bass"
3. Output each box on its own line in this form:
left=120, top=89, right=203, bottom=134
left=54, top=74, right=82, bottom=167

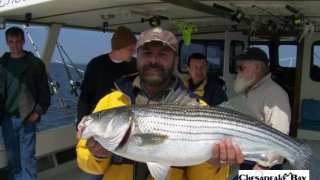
left=81, top=101, right=317, bottom=180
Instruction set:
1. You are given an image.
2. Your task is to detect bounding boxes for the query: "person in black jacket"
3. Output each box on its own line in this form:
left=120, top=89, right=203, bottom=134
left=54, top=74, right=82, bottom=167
left=76, top=26, right=137, bottom=127
left=76, top=26, right=137, bottom=180
left=0, top=26, right=51, bottom=180
left=183, top=52, right=228, bottom=106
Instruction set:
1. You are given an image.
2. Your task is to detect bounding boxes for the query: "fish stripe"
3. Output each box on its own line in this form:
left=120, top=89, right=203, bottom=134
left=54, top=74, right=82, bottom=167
left=131, top=104, right=303, bottom=160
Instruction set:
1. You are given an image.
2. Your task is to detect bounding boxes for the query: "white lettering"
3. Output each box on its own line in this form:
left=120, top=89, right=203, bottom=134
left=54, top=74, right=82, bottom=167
left=238, top=170, right=309, bottom=180
left=0, top=0, right=51, bottom=12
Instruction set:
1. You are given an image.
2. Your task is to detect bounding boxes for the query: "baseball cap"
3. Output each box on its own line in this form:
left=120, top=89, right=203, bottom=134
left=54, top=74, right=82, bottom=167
left=137, top=27, right=178, bottom=51
left=235, top=47, right=269, bottom=66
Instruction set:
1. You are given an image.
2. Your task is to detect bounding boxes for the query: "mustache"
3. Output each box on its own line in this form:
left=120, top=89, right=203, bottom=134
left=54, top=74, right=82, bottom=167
left=142, top=63, right=164, bottom=72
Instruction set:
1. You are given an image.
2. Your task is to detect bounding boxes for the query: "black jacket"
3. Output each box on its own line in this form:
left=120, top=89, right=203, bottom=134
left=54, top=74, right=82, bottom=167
left=76, top=54, right=136, bottom=125
left=0, top=51, right=51, bottom=123
left=202, top=76, right=228, bottom=106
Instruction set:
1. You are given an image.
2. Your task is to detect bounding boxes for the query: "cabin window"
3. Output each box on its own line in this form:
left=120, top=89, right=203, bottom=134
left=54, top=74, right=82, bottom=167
left=179, top=40, right=224, bottom=75
left=311, top=42, right=320, bottom=81
left=229, top=40, right=244, bottom=74
left=278, top=45, right=297, bottom=68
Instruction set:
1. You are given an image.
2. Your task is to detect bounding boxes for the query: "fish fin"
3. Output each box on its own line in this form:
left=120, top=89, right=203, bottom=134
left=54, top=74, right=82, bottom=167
left=147, top=162, right=171, bottom=180
left=133, top=133, right=168, bottom=146
left=244, top=151, right=270, bottom=164
left=162, top=86, right=200, bottom=106
left=218, top=95, right=260, bottom=119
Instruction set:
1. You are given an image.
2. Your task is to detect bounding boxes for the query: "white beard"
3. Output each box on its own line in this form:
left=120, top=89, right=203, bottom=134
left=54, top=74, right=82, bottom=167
left=233, top=70, right=256, bottom=93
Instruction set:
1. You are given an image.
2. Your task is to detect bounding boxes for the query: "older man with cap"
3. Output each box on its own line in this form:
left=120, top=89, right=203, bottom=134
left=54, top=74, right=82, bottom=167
left=233, top=47, right=291, bottom=174
left=76, top=27, right=244, bottom=180
left=76, top=26, right=137, bottom=128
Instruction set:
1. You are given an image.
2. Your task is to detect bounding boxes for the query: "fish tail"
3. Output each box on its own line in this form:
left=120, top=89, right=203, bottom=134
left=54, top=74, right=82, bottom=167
left=290, top=143, right=311, bottom=170
left=303, top=147, right=320, bottom=180
left=287, top=141, right=320, bottom=179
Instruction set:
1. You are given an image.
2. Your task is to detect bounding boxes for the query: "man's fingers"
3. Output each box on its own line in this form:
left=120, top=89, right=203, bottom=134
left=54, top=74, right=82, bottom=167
left=211, top=139, right=228, bottom=166
left=212, top=143, right=220, bottom=159
left=76, top=116, right=87, bottom=140
left=86, top=137, right=97, bottom=148
left=234, top=145, right=245, bottom=164
left=225, top=138, right=235, bottom=164
left=76, top=126, right=84, bottom=140
left=86, top=138, right=111, bottom=158
left=219, top=139, right=227, bottom=162
left=209, top=138, right=245, bottom=167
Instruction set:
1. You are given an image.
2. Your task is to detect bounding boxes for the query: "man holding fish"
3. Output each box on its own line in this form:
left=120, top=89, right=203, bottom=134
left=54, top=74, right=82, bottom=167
left=76, top=27, right=244, bottom=180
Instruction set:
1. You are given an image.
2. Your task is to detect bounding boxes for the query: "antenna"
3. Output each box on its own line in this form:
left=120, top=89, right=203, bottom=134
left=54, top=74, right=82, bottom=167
left=25, top=13, right=32, bottom=27
left=0, top=17, right=5, bottom=29
left=103, top=22, right=108, bottom=33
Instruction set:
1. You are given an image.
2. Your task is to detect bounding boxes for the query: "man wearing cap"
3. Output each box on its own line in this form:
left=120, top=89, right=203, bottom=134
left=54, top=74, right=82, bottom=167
left=76, top=26, right=137, bottom=128
left=233, top=47, right=291, bottom=172
left=76, top=27, right=244, bottom=180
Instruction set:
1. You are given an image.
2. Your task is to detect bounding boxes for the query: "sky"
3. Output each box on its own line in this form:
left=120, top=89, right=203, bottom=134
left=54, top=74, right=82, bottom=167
left=2, top=23, right=318, bottom=67
left=0, top=23, right=113, bottom=64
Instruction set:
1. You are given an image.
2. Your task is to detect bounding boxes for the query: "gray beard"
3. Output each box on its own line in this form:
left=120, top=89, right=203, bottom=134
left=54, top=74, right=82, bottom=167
left=233, top=73, right=256, bottom=93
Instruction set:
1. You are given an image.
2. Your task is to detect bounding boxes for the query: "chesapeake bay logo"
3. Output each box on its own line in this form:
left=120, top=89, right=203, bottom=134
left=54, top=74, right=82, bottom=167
left=238, top=170, right=309, bottom=180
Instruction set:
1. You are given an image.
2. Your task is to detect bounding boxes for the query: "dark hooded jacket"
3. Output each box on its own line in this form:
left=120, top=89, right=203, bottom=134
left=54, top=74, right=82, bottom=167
left=0, top=51, right=51, bottom=124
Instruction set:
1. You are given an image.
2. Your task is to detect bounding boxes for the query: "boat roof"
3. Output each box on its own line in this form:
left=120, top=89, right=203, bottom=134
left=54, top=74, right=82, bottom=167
left=1, top=0, right=320, bottom=34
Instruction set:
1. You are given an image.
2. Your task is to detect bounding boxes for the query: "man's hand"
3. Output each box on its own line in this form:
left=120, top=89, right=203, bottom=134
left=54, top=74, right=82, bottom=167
left=86, top=137, right=112, bottom=158
left=75, top=117, right=112, bottom=158
left=28, top=112, right=39, bottom=122
left=76, top=118, right=86, bottom=140
left=208, top=138, right=244, bottom=166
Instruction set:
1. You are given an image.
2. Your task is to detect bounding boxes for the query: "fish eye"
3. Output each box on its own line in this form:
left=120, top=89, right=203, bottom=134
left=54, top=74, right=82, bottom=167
left=90, top=111, right=101, bottom=119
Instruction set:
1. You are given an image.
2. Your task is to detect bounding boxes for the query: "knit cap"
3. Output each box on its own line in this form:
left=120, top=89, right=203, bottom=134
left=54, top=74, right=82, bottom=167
left=111, top=26, right=137, bottom=50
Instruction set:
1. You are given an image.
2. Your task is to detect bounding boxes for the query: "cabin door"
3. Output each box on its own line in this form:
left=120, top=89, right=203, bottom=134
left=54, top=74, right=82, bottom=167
left=223, top=31, right=248, bottom=98
left=296, top=32, right=320, bottom=140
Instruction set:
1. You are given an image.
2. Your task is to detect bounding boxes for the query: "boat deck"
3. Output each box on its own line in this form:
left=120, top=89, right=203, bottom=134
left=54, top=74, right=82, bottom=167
left=38, top=161, right=89, bottom=180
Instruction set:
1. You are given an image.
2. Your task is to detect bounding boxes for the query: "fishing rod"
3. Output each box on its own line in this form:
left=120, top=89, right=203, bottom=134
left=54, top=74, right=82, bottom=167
left=252, top=5, right=286, bottom=23
left=54, top=59, right=84, bottom=74
left=250, top=4, right=301, bottom=33
left=284, top=4, right=315, bottom=42
left=56, top=44, right=81, bottom=98
left=23, top=25, right=70, bottom=116
left=47, top=74, right=70, bottom=116
left=56, top=43, right=84, bottom=79
left=43, top=27, right=84, bottom=80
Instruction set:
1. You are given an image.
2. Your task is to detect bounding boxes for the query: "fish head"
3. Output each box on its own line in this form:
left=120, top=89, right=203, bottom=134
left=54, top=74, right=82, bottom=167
left=81, top=107, right=134, bottom=151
